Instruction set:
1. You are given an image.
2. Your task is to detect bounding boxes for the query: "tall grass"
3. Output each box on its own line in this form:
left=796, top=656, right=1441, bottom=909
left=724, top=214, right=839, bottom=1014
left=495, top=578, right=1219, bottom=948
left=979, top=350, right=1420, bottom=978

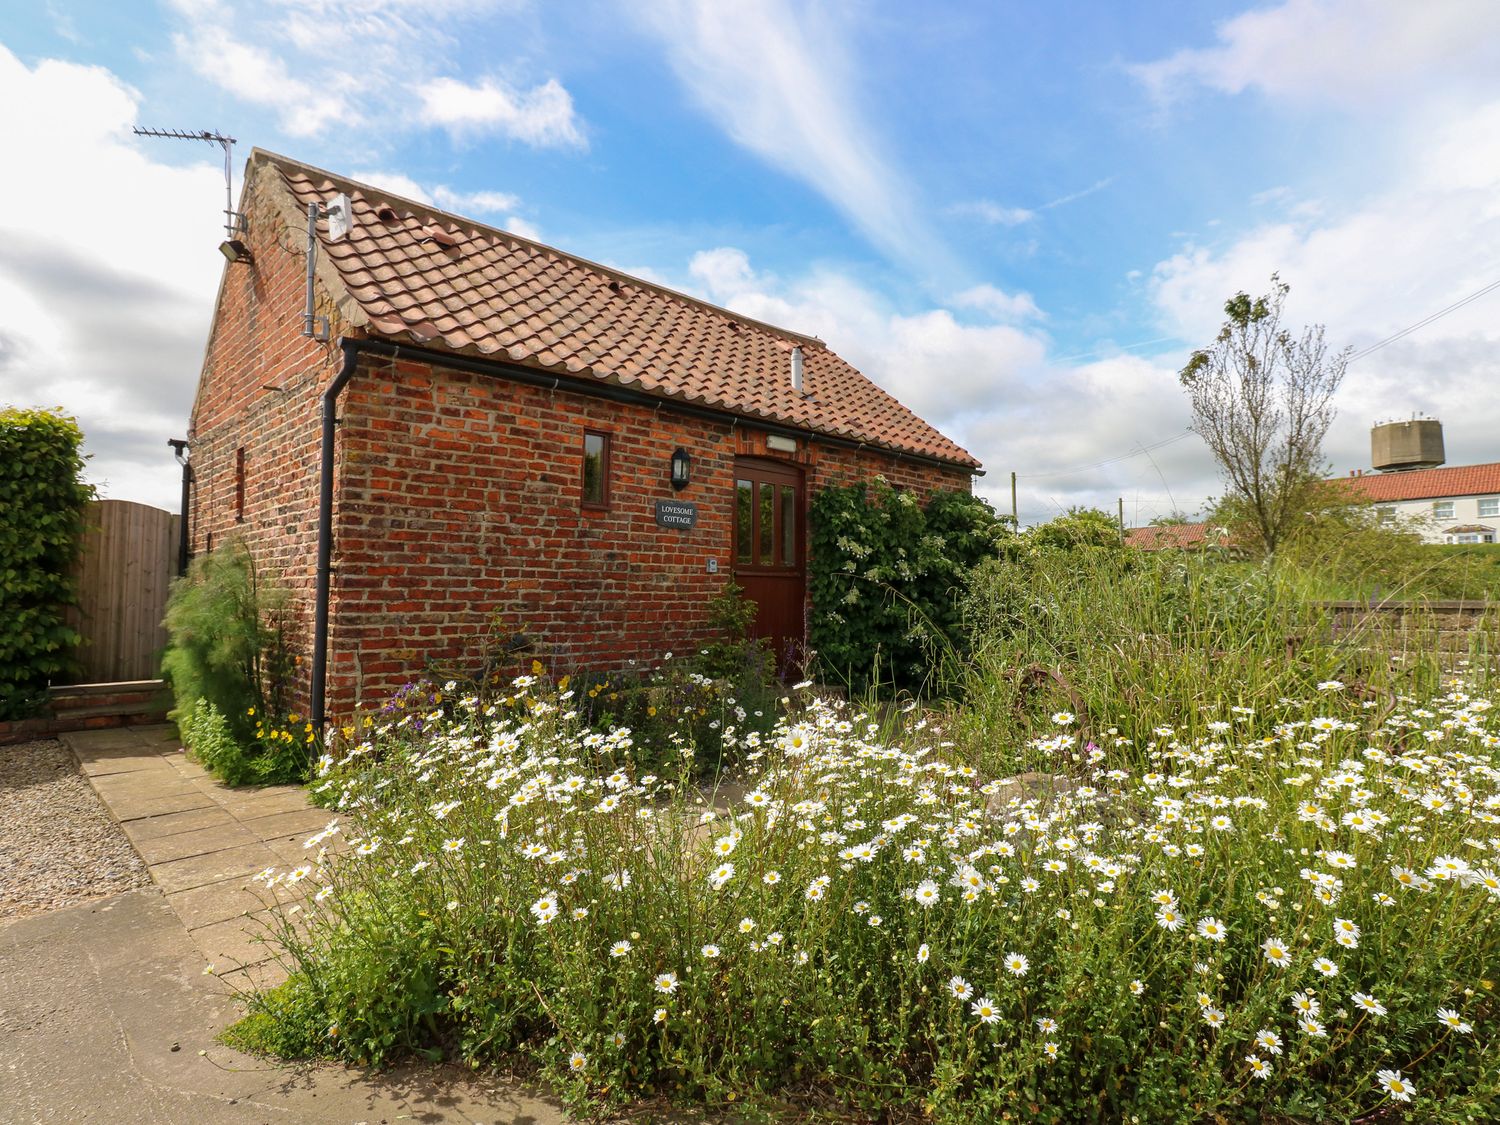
left=949, top=548, right=1496, bottom=777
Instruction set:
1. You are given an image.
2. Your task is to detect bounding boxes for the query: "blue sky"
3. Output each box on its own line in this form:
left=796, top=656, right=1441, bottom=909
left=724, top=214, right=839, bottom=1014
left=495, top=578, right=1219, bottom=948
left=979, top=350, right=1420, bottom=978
left=3, top=0, right=1498, bottom=524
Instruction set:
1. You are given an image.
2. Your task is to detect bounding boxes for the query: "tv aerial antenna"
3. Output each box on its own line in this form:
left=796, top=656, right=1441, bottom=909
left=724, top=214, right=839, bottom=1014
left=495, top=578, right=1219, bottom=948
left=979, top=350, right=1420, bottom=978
left=131, top=127, right=241, bottom=238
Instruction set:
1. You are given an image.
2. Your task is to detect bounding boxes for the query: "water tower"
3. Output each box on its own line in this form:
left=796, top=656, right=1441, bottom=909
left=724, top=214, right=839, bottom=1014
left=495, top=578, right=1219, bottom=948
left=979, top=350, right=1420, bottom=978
left=1371, top=418, right=1445, bottom=473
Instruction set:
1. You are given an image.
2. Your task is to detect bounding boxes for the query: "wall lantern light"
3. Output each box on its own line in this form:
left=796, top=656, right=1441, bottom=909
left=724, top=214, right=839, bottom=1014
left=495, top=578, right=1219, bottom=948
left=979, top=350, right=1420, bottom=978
left=219, top=238, right=252, bottom=264
left=670, top=447, right=692, bottom=490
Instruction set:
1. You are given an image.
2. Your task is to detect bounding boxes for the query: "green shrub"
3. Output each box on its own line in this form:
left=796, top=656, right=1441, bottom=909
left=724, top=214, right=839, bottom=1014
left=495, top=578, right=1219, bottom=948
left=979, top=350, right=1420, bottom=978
left=809, top=480, right=1002, bottom=692
left=0, top=407, right=93, bottom=719
left=163, top=541, right=306, bottom=784
left=571, top=584, right=779, bottom=778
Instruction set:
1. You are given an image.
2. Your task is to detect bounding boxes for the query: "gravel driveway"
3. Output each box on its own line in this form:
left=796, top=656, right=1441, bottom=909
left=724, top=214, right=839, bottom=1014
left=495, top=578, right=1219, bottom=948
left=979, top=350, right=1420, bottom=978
left=1, top=739, right=149, bottom=921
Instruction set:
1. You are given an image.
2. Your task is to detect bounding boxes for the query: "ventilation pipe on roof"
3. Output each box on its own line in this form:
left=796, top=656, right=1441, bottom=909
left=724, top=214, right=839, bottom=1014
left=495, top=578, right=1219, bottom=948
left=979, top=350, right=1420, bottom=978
left=791, top=345, right=803, bottom=393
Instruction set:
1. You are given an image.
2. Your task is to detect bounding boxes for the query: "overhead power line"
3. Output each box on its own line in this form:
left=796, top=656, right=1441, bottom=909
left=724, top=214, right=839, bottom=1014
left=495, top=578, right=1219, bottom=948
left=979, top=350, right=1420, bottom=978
left=1349, top=276, right=1500, bottom=362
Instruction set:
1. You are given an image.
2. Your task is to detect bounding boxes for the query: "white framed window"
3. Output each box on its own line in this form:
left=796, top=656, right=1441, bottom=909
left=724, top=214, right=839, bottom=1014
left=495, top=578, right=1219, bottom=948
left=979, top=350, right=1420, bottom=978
left=1375, top=506, right=1396, bottom=523
left=1447, top=531, right=1495, bottom=544
left=1432, top=500, right=1455, bottom=520
left=1479, top=497, right=1499, bottom=518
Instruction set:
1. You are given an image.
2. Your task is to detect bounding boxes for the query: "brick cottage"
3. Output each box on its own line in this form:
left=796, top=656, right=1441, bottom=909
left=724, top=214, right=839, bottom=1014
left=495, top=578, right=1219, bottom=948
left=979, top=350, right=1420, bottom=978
left=188, top=151, right=980, bottom=728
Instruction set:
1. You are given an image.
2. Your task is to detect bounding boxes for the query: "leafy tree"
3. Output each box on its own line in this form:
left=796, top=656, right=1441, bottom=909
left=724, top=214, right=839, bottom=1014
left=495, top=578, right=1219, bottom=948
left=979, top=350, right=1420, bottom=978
left=1179, top=275, right=1348, bottom=557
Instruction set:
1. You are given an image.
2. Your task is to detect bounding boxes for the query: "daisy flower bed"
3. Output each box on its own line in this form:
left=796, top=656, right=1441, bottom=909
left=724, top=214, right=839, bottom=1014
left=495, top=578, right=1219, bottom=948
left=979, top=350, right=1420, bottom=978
left=233, top=677, right=1500, bottom=1123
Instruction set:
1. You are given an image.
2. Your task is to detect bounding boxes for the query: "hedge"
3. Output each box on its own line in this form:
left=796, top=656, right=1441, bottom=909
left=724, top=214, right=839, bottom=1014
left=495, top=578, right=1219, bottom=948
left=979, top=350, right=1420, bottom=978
left=0, top=408, right=93, bottom=719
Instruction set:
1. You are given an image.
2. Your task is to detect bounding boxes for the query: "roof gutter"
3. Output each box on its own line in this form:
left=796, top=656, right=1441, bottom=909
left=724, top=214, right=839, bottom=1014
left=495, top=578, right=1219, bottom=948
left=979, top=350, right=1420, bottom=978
left=347, top=337, right=979, bottom=475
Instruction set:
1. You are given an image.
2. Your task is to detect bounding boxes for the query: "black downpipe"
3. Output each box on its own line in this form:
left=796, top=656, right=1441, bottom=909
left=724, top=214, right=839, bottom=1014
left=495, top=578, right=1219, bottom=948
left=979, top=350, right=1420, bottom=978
left=177, top=462, right=192, bottom=577
left=310, top=337, right=363, bottom=732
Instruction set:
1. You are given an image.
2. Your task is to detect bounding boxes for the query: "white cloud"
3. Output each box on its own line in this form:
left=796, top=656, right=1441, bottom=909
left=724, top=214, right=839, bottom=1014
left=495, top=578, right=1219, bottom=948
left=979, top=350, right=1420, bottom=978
left=951, top=200, right=1036, bottom=227
left=1133, top=0, right=1500, bottom=108
left=633, top=0, right=954, bottom=280
left=351, top=170, right=524, bottom=217
left=953, top=284, right=1042, bottom=323
left=416, top=76, right=585, bottom=148
left=0, top=46, right=224, bottom=510
left=1148, top=96, right=1500, bottom=485
left=677, top=244, right=1215, bottom=523
left=170, top=23, right=347, bottom=138
left=166, top=0, right=584, bottom=148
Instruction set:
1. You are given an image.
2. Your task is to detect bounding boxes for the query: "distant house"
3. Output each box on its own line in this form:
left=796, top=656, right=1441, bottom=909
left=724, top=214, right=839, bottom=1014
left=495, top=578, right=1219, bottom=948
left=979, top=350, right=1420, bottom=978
left=1343, top=463, right=1500, bottom=544
left=186, top=151, right=980, bottom=728
left=1124, top=522, right=1232, bottom=551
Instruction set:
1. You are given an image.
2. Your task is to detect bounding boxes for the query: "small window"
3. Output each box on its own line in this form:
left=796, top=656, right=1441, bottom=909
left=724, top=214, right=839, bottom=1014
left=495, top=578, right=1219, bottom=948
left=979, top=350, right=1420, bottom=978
left=1375, top=506, right=1396, bottom=523
left=234, top=447, right=246, bottom=523
left=1479, top=498, right=1499, bottom=519
left=1432, top=500, right=1455, bottom=520
left=736, top=480, right=753, bottom=563
left=581, top=431, right=609, bottom=508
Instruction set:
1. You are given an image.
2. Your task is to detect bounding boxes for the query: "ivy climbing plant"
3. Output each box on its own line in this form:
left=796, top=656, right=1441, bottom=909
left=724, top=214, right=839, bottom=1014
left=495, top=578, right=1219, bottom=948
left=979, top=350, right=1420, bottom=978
left=808, top=478, right=1003, bottom=692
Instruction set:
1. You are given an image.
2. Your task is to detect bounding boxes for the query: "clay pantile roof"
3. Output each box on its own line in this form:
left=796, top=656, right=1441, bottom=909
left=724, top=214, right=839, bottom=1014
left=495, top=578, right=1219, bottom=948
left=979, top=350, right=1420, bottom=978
left=1339, top=462, right=1500, bottom=503
left=257, top=151, right=979, bottom=469
left=1124, top=522, right=1216, bottom=550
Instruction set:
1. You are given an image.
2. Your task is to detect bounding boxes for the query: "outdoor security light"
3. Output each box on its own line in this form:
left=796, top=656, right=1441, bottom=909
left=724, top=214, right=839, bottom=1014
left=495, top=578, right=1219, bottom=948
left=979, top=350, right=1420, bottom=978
left=219, top=239, right=252, bottom=264
left=670, top=447, right=691, bottom=490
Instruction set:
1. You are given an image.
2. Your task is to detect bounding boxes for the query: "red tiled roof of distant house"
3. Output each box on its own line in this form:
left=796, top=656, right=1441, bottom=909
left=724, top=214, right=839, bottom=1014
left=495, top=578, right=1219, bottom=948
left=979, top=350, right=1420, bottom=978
left=1125, top=522, right=1213, bottom=550
left=255, top=151, right=980, bottom=470
left=1339, top=463, right=1500, bottom=503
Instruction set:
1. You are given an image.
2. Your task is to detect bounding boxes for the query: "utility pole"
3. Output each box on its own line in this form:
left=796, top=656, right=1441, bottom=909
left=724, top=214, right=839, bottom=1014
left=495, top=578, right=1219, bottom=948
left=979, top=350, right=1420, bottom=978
left=1118, top=496, right=1125, bottom=542
left=1011, top=471, right=1018, bottom=528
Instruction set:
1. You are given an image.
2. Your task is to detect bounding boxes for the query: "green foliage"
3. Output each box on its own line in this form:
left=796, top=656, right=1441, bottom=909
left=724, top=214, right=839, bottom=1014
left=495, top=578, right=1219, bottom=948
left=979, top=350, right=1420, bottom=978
left=955, top=542, right=1486, bottom=771
left=1028, top=505, right=1124, bottom=551
left=237, top=676, right=1500, bottom=1121
left=181, top=698, right=312, bottom=787
left=809, top=480, right=1003, bottom=691
left=162, top=541, right=306, bottom=785
left=0, top=407, right=93, bottom=719
left=1265, top=499, right=1500, bottom=602
left=576, top=584, right=779, bottom=778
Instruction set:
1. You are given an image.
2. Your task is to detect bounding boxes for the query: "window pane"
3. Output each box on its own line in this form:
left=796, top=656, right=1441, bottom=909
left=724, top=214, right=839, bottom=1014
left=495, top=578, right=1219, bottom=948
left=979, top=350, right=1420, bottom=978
left=759, top=482, right=774, bottom=562
left=582, top=432, right=606, bottom=504
left=780, top=485, right=796, bottom=566
left=736, top=480, right=753, bottom=563
left=1480, top=498, right=1499, bottom=518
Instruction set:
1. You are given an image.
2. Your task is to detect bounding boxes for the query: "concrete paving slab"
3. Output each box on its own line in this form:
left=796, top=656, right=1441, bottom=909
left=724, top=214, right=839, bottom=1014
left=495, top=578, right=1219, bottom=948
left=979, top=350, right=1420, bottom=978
left=122, top=805, right=241, bottom=843
left=89, top=773, right=206, bottom=805
left=133, top=823, right=264, bottom=866
left=60, top=728, right=152, bottom=753
left=1, top=887, right=573, bottom=1124
left=189, top=911, right=281, bottom=972
left=235, top=806, right=336, bottom=841
left=108, top=790, right=219, bottom=822
left=167, top=881, right=279, bottom=931
left=150, top=843, right=283, bottom=894
left=215, top=791, right=319, bottom=820
left=75, top=750, right=179, bottom=778
left=162, top=754, right=213, bottom=781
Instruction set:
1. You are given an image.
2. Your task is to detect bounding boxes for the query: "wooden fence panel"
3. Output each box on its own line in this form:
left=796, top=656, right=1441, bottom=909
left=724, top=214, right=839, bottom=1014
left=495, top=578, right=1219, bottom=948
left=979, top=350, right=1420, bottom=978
left=64, top=499, right=179, bottom=684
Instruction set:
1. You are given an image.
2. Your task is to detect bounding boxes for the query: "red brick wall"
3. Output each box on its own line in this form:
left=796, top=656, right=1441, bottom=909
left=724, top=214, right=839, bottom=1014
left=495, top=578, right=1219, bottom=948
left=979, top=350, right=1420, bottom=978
left=187, top=162, right=974, bottom=724
left=187, top=161, right=349, bottom=716
left=323, top=354, right=971, bottom=715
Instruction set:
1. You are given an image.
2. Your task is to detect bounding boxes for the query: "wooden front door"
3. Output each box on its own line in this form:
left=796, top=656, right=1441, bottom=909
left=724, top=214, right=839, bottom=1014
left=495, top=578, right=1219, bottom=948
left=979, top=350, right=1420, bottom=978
left=733, top=458, right=806, bottom=672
